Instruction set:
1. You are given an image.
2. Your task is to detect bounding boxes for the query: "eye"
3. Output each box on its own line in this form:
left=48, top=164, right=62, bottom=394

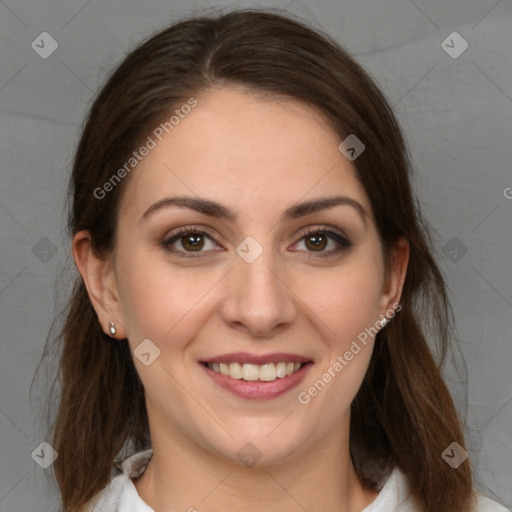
left=162, top=227, right=222, bottom=257
left=291, top=227, right=352, bottom=257
left=162, top=225, right=352, bottom=259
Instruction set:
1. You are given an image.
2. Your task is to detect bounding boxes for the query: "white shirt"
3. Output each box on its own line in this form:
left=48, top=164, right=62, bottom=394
left=88, top=449, right=509, bottom=512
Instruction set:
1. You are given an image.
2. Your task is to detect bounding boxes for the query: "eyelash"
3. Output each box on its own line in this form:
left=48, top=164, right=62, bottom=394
left=161, top=225, right=352, bottom=259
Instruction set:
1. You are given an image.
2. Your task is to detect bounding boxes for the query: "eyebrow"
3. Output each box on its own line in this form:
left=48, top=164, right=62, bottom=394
left=140, top=194, right=368, bottom=225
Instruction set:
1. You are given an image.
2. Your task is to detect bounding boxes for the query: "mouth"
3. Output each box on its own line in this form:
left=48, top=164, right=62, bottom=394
left=199, top=352, right=314, bottom=400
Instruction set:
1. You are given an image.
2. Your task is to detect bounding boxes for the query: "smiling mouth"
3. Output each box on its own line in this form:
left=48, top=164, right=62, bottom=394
left=203, top=361, right=308, bottom=382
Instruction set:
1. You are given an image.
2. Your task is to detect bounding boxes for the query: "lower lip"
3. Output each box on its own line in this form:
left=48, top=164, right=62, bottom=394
left=201, top=362, right=313, bottom=400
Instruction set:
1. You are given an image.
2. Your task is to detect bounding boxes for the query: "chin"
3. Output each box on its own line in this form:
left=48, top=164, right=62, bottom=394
left=204, top=421, right=310, bottom=468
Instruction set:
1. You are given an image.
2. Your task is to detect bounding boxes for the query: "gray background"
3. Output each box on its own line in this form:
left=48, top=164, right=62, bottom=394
left=1, top=0, right=511, bottom=510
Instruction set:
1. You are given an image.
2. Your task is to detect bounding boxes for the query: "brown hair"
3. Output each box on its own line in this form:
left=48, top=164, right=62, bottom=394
left=42, top=8, right=475, bottom=511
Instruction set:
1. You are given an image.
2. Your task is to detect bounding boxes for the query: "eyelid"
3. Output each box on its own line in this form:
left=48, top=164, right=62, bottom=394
left=298, top=224, right=349, bottom=241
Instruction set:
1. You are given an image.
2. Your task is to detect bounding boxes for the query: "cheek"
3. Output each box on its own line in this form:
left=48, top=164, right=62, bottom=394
left=298, top=254, right=384, bottom=344
left=293, top=263, right=383, bottom=421
left=115, top=248, right=226, bottom=349
left=115, top=235, right=384, bottom=351
left=115, top=250, right=181, bottom=339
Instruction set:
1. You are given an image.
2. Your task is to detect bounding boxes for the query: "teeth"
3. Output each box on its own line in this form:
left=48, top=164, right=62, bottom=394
left=230, top=362, right=243, bottom=379
left=242, top=363, right=260, bottom=381
left=206, top=361, right=305, bottom=381
left=276, top=362, right=287, bottom=378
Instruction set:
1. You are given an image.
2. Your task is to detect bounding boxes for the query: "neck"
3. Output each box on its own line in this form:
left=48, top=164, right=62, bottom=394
left=133, top=421, right=379, bottom=512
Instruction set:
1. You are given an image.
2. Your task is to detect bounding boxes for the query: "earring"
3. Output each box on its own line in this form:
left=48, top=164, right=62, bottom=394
left=109, top=321, right=116, bottom=336
left=378, top=318, right=387, bottom=328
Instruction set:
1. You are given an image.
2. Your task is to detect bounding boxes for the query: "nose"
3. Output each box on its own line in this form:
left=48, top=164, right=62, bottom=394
left=219, top=246, right=297, bottom=338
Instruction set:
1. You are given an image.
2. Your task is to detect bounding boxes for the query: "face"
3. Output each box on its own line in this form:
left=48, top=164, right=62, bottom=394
left=83, top=86, right=407, bottom=466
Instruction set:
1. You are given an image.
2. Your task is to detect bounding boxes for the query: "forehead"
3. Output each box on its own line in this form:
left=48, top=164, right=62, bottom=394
left=119, top=86, right=371, bottom=221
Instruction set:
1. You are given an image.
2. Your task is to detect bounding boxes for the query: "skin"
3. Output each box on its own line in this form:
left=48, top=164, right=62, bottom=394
left=73, top=86, right=409, bottom=512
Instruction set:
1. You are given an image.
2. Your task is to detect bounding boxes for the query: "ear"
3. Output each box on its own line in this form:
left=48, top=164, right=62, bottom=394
left=379, top=236, right=409, bottom=315
left=72, top=230, right=127, bottom=339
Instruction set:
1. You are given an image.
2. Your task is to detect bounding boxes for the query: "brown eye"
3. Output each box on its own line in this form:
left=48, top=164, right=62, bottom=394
left=162, top=227, right=221, bottom=257
left=180, top=233, right=205, bottom=251
left=291, top=228, right=352, bottom=258
left=304, top=233, right=328, bottom=251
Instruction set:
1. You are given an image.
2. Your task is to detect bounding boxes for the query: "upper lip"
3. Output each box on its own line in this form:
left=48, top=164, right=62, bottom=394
left=200, top=352, right=313, bottom=365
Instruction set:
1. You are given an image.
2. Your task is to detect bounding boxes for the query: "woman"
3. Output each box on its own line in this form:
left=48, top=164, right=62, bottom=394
left=47, top=8, right=507, bottom=512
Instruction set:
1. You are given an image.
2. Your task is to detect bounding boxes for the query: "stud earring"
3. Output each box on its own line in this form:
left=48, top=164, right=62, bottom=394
left=109, top=321, right=116, bottom=336
left=378, top=318, right=387, bottom=328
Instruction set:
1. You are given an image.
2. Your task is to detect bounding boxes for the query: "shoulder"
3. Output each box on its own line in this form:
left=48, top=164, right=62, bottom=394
left=362, top=467, right=509, bottom=512
left=474, top=494, right=510, bottom=512
left=85, top=449, right=154, bottom=512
